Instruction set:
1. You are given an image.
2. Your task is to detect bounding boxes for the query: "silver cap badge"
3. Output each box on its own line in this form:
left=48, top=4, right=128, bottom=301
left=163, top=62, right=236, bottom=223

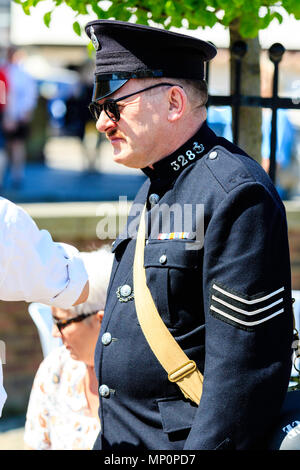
left=90, top=26, right=99, bottom=51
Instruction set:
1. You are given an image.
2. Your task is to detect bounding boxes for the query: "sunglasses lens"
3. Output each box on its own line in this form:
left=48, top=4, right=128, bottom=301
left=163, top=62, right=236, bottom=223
left=54, top=321, right=63, bottom=332
left=88, top=101, right=120, bottom=122
left=104, top=101, right=119, bottom=122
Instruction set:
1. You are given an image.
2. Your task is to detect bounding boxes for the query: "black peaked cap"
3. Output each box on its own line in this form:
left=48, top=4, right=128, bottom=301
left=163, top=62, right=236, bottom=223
left=85, top=20, right=217, bottom=100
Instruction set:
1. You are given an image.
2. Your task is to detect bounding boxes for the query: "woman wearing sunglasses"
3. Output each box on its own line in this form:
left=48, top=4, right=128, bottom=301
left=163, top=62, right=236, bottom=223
left=24, top=247, right=113, bottom=450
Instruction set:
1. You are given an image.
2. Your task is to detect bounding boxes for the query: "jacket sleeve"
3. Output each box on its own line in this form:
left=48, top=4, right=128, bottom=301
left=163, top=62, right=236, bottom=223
left=184, top=182, right=293, bottom=450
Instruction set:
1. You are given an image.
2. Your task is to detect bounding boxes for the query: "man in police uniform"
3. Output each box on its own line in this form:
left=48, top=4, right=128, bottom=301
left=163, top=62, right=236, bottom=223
left=85, top=20, right=293, bottom=450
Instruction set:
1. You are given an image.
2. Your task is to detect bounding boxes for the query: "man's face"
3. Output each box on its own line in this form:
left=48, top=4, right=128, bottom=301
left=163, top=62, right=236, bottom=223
left=95, top=79, right=170, bottom=169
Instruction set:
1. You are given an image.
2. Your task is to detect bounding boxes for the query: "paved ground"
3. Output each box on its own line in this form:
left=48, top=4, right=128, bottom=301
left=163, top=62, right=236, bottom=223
left=0, top=415, right=26, bottom=450
left=0, top=135, right=146, bottom=204
left=0, top=428, right=25, bottom=450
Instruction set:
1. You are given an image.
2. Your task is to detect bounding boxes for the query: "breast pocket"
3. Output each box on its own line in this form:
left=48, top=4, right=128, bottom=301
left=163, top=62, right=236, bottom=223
left=156, top=396, right=198, bottom=434
left=144, top=240, right=202, bottom=330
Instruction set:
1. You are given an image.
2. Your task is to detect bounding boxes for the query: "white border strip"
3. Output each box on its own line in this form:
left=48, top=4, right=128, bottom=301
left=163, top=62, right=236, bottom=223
left=210, top=305, right=284, bottom=326
left=212, top=295, right=283, bottom=316
left=212, top=284, right=284, bottom=305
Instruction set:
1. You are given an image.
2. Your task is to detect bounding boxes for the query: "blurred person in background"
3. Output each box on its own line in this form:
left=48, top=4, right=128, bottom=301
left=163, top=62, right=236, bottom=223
left=64, top=62, right=100, bottom=171
left=24, top=247, right=113, bottom=450
left=261, top=109, right=298, bottom=200
left=2, top=46, right=38, bottom=189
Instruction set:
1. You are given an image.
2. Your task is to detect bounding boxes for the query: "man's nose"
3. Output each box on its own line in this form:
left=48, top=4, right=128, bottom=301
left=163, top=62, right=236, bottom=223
left=96, top=110, right=117, bottom=133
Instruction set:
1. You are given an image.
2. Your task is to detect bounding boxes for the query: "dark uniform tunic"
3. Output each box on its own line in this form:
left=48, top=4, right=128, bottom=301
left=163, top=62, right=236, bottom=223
left=94, top=121, right=293, bottom=450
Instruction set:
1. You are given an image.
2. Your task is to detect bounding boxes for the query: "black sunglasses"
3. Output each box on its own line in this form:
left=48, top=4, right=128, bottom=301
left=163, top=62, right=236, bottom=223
left=53, top=311, right=98, bottom=333
left=88, top=82, right=181, bottom=122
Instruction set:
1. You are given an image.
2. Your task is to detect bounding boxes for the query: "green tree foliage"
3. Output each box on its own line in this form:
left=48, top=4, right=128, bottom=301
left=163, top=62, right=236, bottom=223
left=13, top=0, right=300, bottom=38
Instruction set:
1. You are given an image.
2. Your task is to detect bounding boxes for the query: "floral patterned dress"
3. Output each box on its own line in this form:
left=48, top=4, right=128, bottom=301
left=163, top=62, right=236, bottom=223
left=24, top=346, right=100, bottom=450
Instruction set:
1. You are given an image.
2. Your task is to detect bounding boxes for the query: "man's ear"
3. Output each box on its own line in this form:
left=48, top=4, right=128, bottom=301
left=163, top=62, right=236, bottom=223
left=97, top=310, right=104, bottom=326
left=167, top=86, right=187, bottom=123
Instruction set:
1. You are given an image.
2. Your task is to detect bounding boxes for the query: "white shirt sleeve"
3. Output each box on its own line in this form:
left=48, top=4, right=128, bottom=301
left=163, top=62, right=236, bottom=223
left=0, top=197, right=88, bottom=308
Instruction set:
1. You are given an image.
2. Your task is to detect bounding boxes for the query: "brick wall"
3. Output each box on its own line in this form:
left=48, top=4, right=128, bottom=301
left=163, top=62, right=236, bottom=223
left=1, top=201, right=300, bottom=418
left=286, top=202, right=300, bottom=291
left=289, top=230, right=300, bottom=289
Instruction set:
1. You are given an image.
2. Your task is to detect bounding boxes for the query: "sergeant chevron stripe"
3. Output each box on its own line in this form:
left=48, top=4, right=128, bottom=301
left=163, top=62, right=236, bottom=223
left=212, top=284, right=284, bottom=304
left=210, top=283, right=285, bottom=330
left=211, top=295, right=283, bottom=315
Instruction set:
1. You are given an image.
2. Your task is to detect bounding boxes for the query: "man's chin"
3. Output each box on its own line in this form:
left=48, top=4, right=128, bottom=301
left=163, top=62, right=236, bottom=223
left=69, top=352, right=82, bottom=363
left=112, top=150, right=140, bottom=169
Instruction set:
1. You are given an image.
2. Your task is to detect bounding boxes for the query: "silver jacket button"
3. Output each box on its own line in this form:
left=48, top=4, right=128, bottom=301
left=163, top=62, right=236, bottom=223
left=116, top=284, right=134, bottom=302
left=149, top=193, right=160, bottom=206
left=99, top=384, right=110, bottom=398
left=209, top=151, right=218, bottom=160
left=159, top=254, right=167, bottom=264
left=120, top=284, right=132, bottom=297
left=101, top=332, right=112, bottom=346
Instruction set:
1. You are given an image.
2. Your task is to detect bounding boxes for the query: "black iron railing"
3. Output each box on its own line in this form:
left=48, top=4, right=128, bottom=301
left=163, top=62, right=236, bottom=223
left=206, top=42, right=300, bottom=183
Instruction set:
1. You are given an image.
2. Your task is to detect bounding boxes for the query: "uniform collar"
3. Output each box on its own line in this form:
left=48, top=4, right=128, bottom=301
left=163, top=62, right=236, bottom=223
left=142, top=120, right=217, bottom=183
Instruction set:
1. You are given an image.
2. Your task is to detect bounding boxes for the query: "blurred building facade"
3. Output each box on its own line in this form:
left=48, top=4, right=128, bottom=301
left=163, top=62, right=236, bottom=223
left=6, top=2, right=300, bottom=195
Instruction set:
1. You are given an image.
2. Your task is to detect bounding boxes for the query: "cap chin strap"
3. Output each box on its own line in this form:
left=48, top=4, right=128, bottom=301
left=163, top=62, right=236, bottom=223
left=133, top=205, right=203, bottom=405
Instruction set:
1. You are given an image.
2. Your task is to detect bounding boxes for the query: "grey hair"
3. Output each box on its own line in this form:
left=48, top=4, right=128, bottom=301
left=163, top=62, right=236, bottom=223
left=141, top=77, right=208, bottom=107
left=68, top=246, right=114, bottom=316
left=175, top=79, right=208, bottom=107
